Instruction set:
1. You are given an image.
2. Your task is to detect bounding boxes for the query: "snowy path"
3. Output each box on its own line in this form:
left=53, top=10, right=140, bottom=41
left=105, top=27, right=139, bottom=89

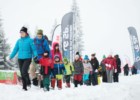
left=0, top=75, right=140, bottom=100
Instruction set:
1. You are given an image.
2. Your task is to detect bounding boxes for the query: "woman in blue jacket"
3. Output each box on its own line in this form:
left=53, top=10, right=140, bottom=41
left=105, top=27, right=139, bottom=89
left=10, top=27, right=38, bottom=91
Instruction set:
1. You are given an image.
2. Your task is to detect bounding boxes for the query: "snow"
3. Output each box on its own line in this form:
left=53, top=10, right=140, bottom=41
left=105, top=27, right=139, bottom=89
left=0, top=75, right=140, bottom=100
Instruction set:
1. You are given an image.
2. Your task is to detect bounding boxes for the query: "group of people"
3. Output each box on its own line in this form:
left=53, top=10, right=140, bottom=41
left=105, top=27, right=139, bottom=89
left=10, top=26, right=122, bottom=92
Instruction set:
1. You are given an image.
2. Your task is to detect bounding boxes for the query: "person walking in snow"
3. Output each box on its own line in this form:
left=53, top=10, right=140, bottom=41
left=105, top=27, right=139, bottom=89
left=83, top=55, right=92, bottom=85
left=103, top=55, right=117, bottom=83
left=35, top=50, right=53, bottom=91
left=113, top=54, right=121, bottom=82
left=90, top=53, right=99, bottom=85
left=63, top=58, right=74, bottom=88
left=124, top=64, right=129, bottom=76
left=100, top=55, right=107, bottom=82
left=51, top=55, right=65, bottom=90
left=9, top=26, right=38, bottom=91
left=73, top=54, right=84, bottom=87
left=31, top=29, right=51, bottom=88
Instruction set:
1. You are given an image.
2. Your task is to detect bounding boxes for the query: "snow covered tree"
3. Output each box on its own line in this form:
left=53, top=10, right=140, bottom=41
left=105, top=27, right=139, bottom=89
left=0, top=16, right=10, bottom=63
left=71, top=0, right=84, bottom=56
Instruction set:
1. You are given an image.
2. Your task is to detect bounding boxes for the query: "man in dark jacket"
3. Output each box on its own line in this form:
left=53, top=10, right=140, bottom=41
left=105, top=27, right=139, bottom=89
left=113, top=55, right=121, bottom=82
left=90, top=53, right=99, bottom=85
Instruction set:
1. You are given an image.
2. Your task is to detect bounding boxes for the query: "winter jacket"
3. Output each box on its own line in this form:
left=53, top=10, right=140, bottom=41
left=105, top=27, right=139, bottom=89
left=103, top=56, right=117, bottom=70
left=73, top=60, right=84, bottom=74
left=90, top=57, right=99, bottom=72
left=34, top=36, right=50, bottom=59
left=124, top=64, right=129, bottom=72
left=53, top=62, right=65, bottom=75
left=39, top=57, right=53, bottom=75
left=64, top=63, right=74, bottom=75
left=115, top=57, right=121, bottom=73
left=10, top=36, right=38, bottom=59
left=83, top=62, right=92, bottom=74
left=51, top=42, right=62, bottom=61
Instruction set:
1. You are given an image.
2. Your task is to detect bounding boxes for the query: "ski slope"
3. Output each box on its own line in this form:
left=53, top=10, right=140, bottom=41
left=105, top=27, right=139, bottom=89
left=0, top=75, right=140, bottom=100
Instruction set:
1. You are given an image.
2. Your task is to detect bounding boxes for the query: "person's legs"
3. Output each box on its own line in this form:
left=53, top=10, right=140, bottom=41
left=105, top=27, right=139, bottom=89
left=109, top=70, right=113, bottom=83
left=18, top=59, right=26, bottom=90
left=65, top=75, right=71, bottom=87
left=74, top=74, right=78, bottom=87
left=106, top=70, right=110, bottom=83
left=43, top=75, right=50, bottom=91
left=22, top=59, right=32, bottom=89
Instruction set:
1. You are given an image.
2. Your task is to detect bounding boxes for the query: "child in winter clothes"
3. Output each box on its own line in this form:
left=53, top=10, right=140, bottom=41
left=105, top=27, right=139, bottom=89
left=51, top=42, right=62, bottom=61
left=83, top=55, right=92, bottom=85
left=51, top=55, right=65, bottom=90
left=63, top=58, right=74, bottom=88
left=36, top=51, right=53, bottom=91
left=73, top=55, right=84, bottom=87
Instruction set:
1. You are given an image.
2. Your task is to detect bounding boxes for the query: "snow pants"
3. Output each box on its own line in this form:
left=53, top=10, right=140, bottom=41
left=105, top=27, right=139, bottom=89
left=106, top=69, right=113, bottom=83
left=18, top=59, right=31, bottom=90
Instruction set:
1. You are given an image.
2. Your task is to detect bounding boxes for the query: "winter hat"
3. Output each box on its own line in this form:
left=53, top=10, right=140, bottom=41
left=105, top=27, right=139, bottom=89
left=103, top=55, right=106, bottom=59
left=63, top=58, right=68, bottom=63
left=20, top=27, right=28, bottom=33
left=76, top=52, right=80, bottom=55
left=91, top=53, right=96, bottom=57
left=54, top=55, right=60, bottom=59
left=37, top=29, right=43, bottom=35
left=84, top=55, right=89, bottom=60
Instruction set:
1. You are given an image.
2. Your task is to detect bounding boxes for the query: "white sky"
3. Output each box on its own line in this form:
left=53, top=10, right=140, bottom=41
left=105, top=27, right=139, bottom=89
left=0, top=0, right=140, bottom=65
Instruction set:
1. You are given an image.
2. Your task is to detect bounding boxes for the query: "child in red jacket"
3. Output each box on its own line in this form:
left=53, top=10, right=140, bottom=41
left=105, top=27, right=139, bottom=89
left=37, top=51, right=53, bottom=91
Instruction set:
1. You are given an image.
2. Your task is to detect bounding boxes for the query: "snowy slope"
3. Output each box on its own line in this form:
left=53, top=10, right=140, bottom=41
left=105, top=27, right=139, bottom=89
left=0, top=75, right=140, bottom=100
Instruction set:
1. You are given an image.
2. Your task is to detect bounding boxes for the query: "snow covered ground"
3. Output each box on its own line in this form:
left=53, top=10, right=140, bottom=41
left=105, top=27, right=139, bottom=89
left=0, top=75, right=140, bottom=100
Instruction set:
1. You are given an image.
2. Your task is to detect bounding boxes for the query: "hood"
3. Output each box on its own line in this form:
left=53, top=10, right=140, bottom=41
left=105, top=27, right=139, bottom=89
left=63, top=57, right=69, bottom=63
left=52, top=42, right=59, bottom=50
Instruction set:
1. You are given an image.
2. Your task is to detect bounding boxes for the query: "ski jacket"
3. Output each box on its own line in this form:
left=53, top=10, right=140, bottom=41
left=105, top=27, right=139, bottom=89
left=34, top=36, right=50, bottom=59
left=103, top=56, right=117, bottom=70
left=10, top=36, right=37, bottom=59
left=73, top=60, right=84, bottom=74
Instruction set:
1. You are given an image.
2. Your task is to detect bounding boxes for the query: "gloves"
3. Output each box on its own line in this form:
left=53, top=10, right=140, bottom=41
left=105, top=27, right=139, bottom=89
left=95, top=69, right=98, bottom=73
left=105, top=64, right=109, bottom=67
left=34, top=56, right=38, bottom=63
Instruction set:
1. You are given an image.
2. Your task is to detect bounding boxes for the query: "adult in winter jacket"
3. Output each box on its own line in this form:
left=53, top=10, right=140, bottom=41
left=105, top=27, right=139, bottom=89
left=113, top=55, right=121, bottom=82
left=90, top=53, right=99, bottom=85
left=31, top=29, right=51, bottom=87
left=51, top=42, right=62, bottom=61
left=51, top=55, right=65, bottom=90
left=10, top=27, right=38, bottom=91
left=100, top=55, right=107, bottom=82
left=103, top=55, right=117, bottom=83
left=63, top=58, right=74, bottom=88
left=34, top=29, right=50, bottom=59
left=73, top=55, right=84, bottom=87
left=83, top=55, right=92, bottom=85
left=124, top=64, right=129, bottom=76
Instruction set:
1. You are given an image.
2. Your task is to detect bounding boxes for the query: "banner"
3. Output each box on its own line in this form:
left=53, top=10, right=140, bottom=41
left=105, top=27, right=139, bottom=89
left=61, top=12, right=73, bottom=61
left=128, top=27, right=140, bottom=69
left=0, top=70, right=17, bottom=85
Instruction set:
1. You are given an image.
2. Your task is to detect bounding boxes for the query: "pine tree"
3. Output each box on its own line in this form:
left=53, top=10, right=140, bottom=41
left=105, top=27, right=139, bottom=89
left=0, top=15, right=10, bottom=68
left=72, top=0, right=84, bottom=56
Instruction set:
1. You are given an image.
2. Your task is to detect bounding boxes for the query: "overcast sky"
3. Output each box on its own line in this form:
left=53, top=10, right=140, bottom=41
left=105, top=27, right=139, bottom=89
left=0, top=0, right=140, bottom=66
